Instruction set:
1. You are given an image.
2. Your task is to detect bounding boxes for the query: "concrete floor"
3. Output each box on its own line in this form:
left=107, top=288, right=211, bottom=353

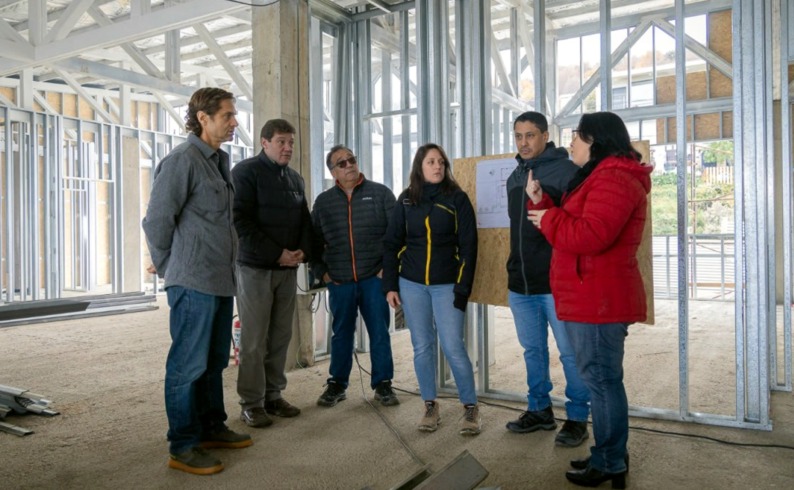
left=1, top=296, right=793, bottom=489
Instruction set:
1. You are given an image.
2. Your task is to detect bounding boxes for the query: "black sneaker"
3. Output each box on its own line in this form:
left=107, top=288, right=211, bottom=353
left=200, top=427, right=253, bottom=449
left=265, top=398, right=301, bottom=418
left=168, top=447, right=224, bottom=475
left=505, top=406, right=557, bottom=433
left=555, top=420, right=589, bottom=447
left=317, top=382, right=347, bottom=407
left=373, top=381, right=400, bottom=406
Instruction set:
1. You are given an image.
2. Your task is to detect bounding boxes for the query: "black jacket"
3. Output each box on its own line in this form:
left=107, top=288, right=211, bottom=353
left=383, top=185, right=477, bottom=298
left=506, top=143, right=578, bottom=294
left=232, top=151, right=312, bottom=269
left=310, top=176, right=396, bottom=283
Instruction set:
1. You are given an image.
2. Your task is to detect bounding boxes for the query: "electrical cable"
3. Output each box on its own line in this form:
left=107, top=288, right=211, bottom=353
left=350, top=354, right=794, bottom=453
left=225, top=0, right=279, bottom=7
left=352, top=351, right=426, bottom=467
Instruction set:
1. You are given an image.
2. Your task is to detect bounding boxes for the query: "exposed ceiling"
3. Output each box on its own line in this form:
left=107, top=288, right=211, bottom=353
left=0, top=0, right=728, bottom=113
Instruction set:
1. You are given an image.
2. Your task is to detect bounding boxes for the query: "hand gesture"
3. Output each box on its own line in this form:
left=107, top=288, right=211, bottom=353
left=525, top=169, right=543, bottom=205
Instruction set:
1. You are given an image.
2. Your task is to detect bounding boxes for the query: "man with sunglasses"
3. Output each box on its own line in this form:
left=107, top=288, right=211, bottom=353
left=310, top=145, right=399, bottom=407
left=233, top=119, right=312, bottom=428
left=505, top=111, right=590, bottom=448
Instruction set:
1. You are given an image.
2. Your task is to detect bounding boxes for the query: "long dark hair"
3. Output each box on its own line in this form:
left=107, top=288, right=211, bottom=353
left=567, top=112, right=641, bottom=192
left=407, top=143, right=460, bottom=204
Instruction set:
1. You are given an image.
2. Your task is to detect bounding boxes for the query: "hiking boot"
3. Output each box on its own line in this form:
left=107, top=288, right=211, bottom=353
left=373, top=381, right=400, bottom=406
left=317, top=382, right=347, bottom=407
left=555, top=420, right=590, bottom=447
left=265, top=398, right=301, bottom=418
left=240, top=407, right=273, bottom=428
left=460, top=404, right=482, bottom=436
left=168, top=447, right=223, bottom=475
left=418, top=400, right=440, bottom=432
left=505, top=406, right=557, bottom=433
left=200, top=427, right=253, bottom=449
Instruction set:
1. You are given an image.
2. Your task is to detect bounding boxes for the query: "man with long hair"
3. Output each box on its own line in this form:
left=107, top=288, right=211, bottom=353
left=143, top=87, right=252, bottom=475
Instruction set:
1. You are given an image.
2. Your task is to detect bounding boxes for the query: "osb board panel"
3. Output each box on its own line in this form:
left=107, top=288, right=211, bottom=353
left=722, top=112, right=733, bottom=136
left=633, top=141, right=655, bottom=325
left=122, top=136, right=142, bottom=292
left=79, top=99, right=94, bottom=120
left=46, top=92, right=62, bottom=113
left=0, top=86, right=14, bottom=102
left=657, top=72, right=710, bottom=105
left=657, top=75, right=676, bottom=104
left=708, top=10, right=733, bottom=61
left=138, top=102, right=152, bottom=130
left=141, top=167, right=152, bottom=272
left=455, top=153, right=513, bottom=307
left=63, top=94, right=78, bottom=117
left=665, top=116, right=694, bottom=142
left=686, top=71, right=707, bottom=101
left=96, top=181, right=111, bottom=285
left=694, top=113, right=721, bottom=141
left=709, top=69, right=732, bottom=98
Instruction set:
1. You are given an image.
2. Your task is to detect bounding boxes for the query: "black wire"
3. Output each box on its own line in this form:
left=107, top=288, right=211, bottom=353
left=350, top=355, right=794, bottom=453
left=225, top=0, right=278, bottom=6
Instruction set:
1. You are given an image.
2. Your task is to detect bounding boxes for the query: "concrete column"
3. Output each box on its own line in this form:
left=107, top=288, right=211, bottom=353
left=252, top=1, right=314, bottom=370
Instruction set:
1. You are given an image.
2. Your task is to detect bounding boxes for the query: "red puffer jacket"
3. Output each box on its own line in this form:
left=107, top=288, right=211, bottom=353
left=527, top=155, right=653, bottom=323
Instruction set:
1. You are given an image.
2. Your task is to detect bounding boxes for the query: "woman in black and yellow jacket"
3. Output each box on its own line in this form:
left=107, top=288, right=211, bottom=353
left=382, top=143, right=480, bottom=436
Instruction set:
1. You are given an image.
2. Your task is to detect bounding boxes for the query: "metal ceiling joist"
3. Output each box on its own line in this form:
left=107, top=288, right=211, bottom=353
left=0, top=0, right=245, bottom=77
left=490, top=27, right=516, bottom=98
left=87, top=5, right=164, bottom=79
left=556, top=18, right=653, bottom=119
left=652, top=17, right=733, bottom=79
left=44, top=0, right=94, bottom=44
left=552, top=0, right=732, bottom=39
left=153, top=92, right=186, bottom=132
left=192, top=23, right=253, bottom=100
left=51, top=67, right=116, bottom=124
left=50, top=57, right=253, bottom=113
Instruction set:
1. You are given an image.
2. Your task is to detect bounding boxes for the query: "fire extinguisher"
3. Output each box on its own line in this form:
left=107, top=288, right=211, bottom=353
left=232, top=315, right=242, bottom=366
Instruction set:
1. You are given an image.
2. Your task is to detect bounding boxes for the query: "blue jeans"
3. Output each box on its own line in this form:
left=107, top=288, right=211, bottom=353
left=509, top=291, right=590, bottom=421
left=565, top=321, right=629, bottom=474
left=399, top=278, right=477, bottom=405
left=327, top=276, right=394, bottom=389
left=164, top=286, right=233, bottom=454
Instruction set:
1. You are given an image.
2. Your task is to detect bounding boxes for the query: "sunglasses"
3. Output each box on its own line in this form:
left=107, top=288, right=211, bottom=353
left=333, top=156, right=357, bottom=169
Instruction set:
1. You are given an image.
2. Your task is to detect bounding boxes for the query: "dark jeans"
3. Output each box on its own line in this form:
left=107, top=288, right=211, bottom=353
left=164, top=286, right=233, bottom=454
left=327, top=276, right=394, bottom=389
left=565, top=321, right=629, bottom=474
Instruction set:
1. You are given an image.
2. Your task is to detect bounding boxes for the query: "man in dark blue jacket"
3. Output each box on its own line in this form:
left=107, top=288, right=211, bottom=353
left=233, top=119, right=312, bottom=428
left=505, top=111, right=590, bottom=447
left=311, top=145, right=398, bottom=407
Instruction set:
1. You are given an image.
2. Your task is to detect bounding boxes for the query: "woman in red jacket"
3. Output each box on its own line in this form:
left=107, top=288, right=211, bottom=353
left=527, top=112, right=652, bottom=489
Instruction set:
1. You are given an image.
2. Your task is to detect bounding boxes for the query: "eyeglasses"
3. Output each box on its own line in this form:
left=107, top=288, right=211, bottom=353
left=333, top=156, right=357, bottom=169
left=571, top=130, right=580, bottom=141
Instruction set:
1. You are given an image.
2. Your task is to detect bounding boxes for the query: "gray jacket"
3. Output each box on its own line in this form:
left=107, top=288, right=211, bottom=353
left=142, top=133, right=238, bottom=297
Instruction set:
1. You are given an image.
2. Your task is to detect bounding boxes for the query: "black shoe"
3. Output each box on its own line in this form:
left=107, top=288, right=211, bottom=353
left=566, top=466, right=626, bottom=489
left=505, top=406, right=557, bottom=433
left=317, top=382, right=347, bottom=407
left=199, top=427, right=253, bottom=449
left=555, top=420, right=589, bottom=447
left=240, top=407, right=273, bottom=428
left=571, top=454, right=630, bottom=473
left=265, top=398, right=301, bottom=417
left=373, top=381, right=400, bottom=406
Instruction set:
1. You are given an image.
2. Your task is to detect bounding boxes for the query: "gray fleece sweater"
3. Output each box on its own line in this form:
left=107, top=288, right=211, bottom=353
left=142, top=133, right=237, bottom=297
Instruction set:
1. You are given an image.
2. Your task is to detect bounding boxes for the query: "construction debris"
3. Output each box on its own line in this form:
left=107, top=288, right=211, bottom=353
left=0, top=384, right=60, bottom=436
